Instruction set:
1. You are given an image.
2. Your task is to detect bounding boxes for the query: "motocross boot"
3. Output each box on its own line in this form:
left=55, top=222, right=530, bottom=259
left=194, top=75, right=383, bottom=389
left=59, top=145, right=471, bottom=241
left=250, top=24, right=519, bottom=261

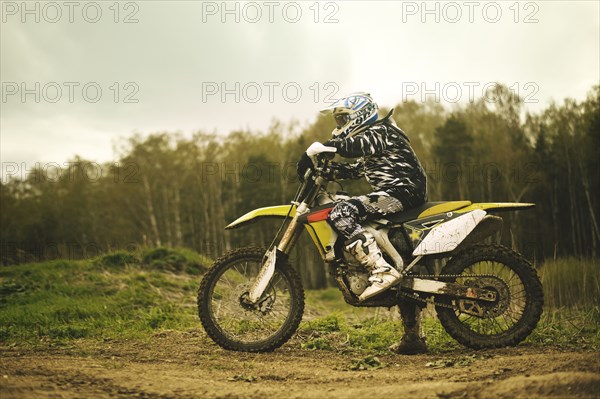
left=390, top=300, right=428, bottom=355
left=345, top=232, right=402, bottom=301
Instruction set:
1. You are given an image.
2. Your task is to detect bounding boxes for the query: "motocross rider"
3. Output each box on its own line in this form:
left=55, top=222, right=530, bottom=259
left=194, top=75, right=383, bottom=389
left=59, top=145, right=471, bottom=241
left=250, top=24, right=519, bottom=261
left=297, top=92, right=429, bottom=354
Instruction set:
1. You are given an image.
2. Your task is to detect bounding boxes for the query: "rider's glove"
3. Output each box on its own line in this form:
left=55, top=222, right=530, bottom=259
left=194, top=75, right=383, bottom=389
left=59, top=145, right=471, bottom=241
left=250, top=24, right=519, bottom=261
left=296, top=142, right=337, bottom=181
left=305, top=142, right=337, bottom=163
left=306, top=141, right=337, bottom=159
left=296, top=153, right=313, bottom=181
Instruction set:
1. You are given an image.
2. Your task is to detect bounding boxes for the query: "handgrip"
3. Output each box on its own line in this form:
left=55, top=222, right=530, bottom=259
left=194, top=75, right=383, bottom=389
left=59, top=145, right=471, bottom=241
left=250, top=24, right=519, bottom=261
left=320, top=151, right=336, bottom=161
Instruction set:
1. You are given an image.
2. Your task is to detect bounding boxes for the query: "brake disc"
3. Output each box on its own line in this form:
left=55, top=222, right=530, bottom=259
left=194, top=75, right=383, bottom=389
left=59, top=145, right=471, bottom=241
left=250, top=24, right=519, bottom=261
left=239, top=288, right=276, bottom=315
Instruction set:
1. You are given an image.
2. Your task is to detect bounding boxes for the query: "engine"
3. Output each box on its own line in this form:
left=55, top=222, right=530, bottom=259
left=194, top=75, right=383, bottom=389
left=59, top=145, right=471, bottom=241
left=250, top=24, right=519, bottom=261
left=342, top=248, right=370, bottom=295
left=347, top=272, right=370, bottom=295
left=340, top=227, right=413, bottom=296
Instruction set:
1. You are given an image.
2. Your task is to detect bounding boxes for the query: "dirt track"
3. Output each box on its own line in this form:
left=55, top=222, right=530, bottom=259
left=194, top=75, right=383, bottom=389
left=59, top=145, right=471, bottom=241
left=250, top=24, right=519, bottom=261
left=1, top=330, right=599, bottom=399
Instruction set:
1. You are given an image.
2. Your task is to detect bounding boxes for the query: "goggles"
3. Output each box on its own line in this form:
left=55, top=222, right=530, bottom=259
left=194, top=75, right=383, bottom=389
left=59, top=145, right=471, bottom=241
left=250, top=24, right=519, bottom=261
left=334, top=113, right=351, bottom=128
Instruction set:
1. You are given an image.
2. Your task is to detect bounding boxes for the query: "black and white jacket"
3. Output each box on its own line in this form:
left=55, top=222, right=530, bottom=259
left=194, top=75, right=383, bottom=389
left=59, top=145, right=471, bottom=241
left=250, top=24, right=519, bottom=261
left=325, top=121, right=428, bottom=209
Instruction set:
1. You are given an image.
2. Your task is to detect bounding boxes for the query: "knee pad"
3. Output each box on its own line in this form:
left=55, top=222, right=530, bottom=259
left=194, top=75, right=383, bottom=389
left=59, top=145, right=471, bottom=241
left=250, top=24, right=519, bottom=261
left=328, top=199, right=366, bottom=223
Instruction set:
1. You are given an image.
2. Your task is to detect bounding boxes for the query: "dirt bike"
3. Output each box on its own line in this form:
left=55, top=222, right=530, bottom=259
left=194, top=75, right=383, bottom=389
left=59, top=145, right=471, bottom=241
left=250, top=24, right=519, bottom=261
left=197, top=154, right=544, bottom=352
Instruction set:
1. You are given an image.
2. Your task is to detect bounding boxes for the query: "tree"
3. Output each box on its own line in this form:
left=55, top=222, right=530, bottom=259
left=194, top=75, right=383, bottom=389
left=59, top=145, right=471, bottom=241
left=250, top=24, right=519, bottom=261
left=433, top=114, right=473, bottom=200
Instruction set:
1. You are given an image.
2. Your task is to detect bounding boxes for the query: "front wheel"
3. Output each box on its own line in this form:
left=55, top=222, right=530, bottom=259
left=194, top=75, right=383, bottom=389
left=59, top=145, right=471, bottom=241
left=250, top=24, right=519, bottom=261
left=197, top=247, right=305, bottom=352
left=436, top=244, right=544, bottom=349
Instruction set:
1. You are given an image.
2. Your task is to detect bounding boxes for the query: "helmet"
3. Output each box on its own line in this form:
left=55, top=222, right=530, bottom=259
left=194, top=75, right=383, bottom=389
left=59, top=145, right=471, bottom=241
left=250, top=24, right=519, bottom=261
left=320, top=92, right=379, bottom=138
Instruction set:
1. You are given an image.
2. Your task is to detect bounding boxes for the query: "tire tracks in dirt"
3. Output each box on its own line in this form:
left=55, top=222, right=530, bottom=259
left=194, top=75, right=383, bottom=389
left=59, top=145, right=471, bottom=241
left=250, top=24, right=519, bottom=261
left=1, top=331, right=599, bottom=399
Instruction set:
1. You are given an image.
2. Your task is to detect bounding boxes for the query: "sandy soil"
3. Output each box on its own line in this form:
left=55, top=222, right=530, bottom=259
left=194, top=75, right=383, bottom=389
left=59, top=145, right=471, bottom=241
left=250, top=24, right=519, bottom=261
left=1, top=330, right=599, bottom=399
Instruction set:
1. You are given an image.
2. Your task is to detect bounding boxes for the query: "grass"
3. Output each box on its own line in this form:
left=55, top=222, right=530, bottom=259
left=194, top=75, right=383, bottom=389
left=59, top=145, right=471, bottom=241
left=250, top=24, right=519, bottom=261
left=525, top=307, right=600, bottom=350
left=302, top=279, right=600, bottom=353
left=0, top=248, right=211, bottom=343
left=538, top=257, right=599, bottom=309
left=1, top=251, right=598, bottom=353
left=296, top=306, right=600, bottom=354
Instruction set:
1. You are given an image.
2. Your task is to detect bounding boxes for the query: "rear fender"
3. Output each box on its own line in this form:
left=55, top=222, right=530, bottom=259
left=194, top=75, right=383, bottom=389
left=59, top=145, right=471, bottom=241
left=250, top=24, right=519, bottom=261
left=412, top=210, right=486, bottom=256
left=456, top=202, right=535, bottom=213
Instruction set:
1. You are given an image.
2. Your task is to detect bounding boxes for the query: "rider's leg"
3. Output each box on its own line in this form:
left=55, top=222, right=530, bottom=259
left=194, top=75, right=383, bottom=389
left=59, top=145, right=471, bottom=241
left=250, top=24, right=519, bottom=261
left=390, top=300, right=428, bottom=355
left=328, top=192, right=404, bottom=301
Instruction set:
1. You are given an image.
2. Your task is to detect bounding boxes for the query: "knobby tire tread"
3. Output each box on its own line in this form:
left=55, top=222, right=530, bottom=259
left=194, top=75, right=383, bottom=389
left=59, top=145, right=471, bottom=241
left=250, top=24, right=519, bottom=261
left=436, top=244, right=544, bottom=349
left=197, top=247, right=305, bottom=352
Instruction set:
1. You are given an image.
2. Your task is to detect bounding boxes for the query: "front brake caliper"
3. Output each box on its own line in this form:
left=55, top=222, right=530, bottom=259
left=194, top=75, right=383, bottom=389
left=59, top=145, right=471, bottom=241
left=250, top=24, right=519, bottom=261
left=239, top=292, right=256, bottom=311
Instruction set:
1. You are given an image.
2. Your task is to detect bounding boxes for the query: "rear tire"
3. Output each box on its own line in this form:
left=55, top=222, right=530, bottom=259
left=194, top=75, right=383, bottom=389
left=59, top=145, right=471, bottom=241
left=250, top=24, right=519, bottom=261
left=198, top=247, right=305, bottom=352
left=436, top=244, right=543, bottom=349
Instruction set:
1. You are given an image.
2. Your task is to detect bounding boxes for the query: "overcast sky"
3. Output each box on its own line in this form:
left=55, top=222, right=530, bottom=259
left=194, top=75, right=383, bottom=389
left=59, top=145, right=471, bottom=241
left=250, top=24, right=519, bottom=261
left=1, top=1, right=599, bottom=177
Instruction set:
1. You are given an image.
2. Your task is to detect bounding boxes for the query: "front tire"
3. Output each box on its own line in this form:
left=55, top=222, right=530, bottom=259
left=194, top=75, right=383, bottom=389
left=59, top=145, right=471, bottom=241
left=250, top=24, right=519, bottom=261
left=436, top=244, right=543, bottom=349
left=198, top=247, right=305, bottom=352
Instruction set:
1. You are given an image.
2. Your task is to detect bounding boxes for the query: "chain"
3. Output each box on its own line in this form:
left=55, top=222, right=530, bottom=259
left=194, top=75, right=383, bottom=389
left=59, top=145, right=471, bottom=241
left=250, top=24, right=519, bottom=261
left=399, top=290, right=455, bottom=308
left=405, top=273, right=498, bottom=279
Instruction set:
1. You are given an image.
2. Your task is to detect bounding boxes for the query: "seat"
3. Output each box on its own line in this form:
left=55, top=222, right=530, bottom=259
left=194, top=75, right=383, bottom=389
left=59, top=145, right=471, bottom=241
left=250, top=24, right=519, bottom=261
left=384, top=201, right=472, bottom=224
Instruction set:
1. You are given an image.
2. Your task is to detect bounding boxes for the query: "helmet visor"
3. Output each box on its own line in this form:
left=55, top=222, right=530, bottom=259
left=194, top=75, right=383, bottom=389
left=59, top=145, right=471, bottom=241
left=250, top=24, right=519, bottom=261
left=334, top=113, right=350, bottom=129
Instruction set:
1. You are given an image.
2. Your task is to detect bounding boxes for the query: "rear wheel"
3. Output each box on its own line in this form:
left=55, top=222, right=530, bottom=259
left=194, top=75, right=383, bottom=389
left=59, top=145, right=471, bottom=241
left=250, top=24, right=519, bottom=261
left=436, top=244, right=543, bottom=349
left=197, top=247, right=305, bottom=352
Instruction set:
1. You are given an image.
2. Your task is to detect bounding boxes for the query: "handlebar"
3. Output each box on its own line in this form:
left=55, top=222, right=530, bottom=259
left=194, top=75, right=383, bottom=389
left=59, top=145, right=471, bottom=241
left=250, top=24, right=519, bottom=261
left=297, top=152, right=336, bottom=203
left=314, top=153, right=334, bottom=178
left=320, top=151, right=336, bottom=161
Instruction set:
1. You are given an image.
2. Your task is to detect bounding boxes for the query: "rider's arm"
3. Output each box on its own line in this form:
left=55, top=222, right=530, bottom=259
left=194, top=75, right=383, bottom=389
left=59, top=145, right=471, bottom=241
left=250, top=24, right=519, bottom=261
left=325, top=125, right=393, bottom=158
left=330, top=160, right=365, bottom=180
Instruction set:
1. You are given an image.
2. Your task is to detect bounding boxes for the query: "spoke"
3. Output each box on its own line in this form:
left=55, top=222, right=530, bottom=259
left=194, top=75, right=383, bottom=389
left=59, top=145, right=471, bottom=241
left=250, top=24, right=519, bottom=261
left=500, top=313, right=516, bottom=328
left=507, top=310, right=524, bottom=322
left=224, top=316, right=235, bottom=330
left=218, top=275, right=236, bottom=291
left=488, top=316, right=503, bottom=334
left=272, top=275, right=284, bottom=289
left=506, top=271, right=518, bottom=284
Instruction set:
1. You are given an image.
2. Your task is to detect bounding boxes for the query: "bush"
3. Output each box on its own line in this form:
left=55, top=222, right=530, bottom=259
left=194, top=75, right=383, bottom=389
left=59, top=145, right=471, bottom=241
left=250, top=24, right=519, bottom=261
left=96, top=251, right=139, bottom=268
left=142, top=247, right=208, bottom=274
left=305, top=314, right=342, bottom=333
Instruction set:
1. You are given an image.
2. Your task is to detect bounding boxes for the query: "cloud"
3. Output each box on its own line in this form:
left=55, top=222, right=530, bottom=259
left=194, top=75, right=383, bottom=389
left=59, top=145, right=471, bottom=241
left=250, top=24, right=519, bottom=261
left=1, top=1, right=598, bottom=168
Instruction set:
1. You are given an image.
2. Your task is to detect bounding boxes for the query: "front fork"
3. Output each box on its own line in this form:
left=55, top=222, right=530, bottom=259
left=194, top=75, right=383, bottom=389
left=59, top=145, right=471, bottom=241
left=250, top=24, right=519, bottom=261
left=246, top=202, right=308, bottom=303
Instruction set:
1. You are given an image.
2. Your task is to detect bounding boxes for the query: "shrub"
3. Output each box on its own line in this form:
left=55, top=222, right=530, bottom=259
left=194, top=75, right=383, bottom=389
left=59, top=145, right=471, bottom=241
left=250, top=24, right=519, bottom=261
left=96, top=251, right=139, bottom=268
left=142, top=247, right=208, bottom=274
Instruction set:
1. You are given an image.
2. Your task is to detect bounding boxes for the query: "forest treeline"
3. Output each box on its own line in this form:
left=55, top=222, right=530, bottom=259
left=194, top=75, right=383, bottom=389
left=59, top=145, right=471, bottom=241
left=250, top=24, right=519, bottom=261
left=1, top=84, right=598, bottom=287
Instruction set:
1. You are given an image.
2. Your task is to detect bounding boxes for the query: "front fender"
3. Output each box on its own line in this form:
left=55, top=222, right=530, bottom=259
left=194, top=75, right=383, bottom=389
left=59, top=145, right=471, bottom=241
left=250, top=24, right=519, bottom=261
left=225, top=205, right=296, bottom=230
